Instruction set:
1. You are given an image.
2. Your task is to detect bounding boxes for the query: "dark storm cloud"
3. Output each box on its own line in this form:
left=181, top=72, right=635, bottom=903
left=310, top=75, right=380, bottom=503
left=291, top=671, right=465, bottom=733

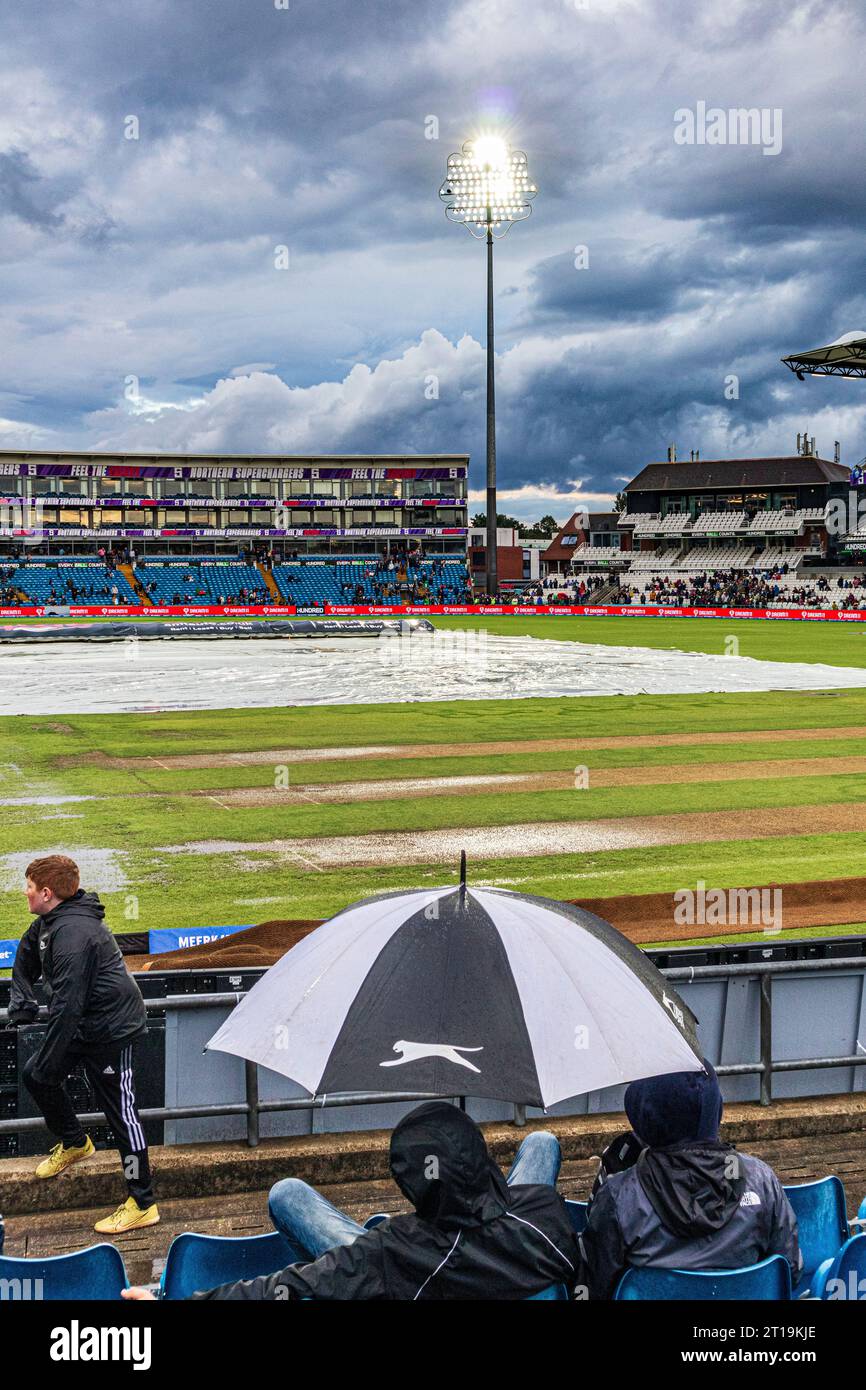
left=0, top=149, right=65, bottom=229
left=2, top=0, right=865, bottom=513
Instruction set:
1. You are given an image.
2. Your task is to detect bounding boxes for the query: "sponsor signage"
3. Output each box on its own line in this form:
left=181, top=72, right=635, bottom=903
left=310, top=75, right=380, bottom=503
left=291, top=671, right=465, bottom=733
left=0, top=603, right=865, bottom=622
left=0, top=938, right=18, bottom=969
left=0, top=526, right=468, bottom=539
left=0, top=496, right=460, bottom=509
left=148, top=924, right=252, bottom=954
left=0, top=462, right=466, bottom=481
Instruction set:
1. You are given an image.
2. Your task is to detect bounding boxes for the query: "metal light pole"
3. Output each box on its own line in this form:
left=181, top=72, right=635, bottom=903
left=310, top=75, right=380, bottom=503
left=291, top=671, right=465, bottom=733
left=440, top=137, right=538, bottom=598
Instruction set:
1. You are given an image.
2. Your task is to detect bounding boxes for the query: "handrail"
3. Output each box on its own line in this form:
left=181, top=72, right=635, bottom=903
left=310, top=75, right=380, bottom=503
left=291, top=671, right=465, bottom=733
left=1, top=954, right=864, bottom=1139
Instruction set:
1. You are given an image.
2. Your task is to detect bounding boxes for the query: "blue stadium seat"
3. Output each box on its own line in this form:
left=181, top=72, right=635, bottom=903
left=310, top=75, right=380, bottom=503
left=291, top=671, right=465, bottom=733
left=811, top=1233, right=866, bottom=1300
left=614, top=1254, right=792, bottom=1301
left=854, top=1196, right=866, bottom=1232
left=363, top=1214, right=390, bottom=1230
left=0, top=1243, right=128, bottom=1300
left=10, top=562, right=138, bottom=605
left=526, top=1284, right=569, bottom=1300
left=160, top=1231, right=304, bottom=1300
left=564, top=1199, right=588, bottom=1235
left=271, top=558, right=469, bottom=608
left=783, top=1177, right=849, bottom=1296
left=135, top=561, right=266, bottom=606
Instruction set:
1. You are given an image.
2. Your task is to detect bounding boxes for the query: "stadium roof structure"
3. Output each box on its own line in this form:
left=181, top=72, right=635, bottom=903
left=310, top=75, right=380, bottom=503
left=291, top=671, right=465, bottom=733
left=625, top=457, right=849, bottom=492
left=782, top=331, right=866, bottom=380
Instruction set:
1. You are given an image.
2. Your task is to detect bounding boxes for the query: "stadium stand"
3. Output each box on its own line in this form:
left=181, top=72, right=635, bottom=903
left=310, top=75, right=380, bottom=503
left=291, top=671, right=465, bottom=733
left=271, top=557, right=471, bottom=607
left=133, top=561, right=269, bottom=605
left=691, top=510, right=748, bottom=534
left=1, top=560, right=138, bottom=605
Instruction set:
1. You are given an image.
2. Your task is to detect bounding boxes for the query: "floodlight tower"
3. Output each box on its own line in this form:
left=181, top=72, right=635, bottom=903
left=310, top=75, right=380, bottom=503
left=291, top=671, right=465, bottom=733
left=439, top=136, right=538, bottom=597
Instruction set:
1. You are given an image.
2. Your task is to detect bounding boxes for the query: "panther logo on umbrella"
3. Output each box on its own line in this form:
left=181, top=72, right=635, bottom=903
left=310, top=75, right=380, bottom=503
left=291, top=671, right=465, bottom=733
left=380, top=1041, right=484, bottom=1073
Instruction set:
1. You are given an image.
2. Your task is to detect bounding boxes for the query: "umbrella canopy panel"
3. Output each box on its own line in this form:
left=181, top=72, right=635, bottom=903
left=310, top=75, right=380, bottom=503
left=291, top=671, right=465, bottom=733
left=206, top=884, right=704, bottom=1109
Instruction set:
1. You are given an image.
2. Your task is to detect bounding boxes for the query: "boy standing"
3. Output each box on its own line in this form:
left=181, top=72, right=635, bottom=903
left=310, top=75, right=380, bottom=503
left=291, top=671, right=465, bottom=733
left=8, top=855, right=158, bottom=1233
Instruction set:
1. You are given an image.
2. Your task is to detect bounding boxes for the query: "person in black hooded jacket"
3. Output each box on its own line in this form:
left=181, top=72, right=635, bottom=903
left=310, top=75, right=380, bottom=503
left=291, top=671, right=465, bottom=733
left=578, top=1063, right=800, bottom=1298
left=125, top=1102, right=579, bottom=1301
left=8, top=855, right=158, bottom=1235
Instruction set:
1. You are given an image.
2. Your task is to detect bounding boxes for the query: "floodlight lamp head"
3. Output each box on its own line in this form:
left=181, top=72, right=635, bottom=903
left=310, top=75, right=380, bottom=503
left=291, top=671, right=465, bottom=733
left=439, top=137, right=538, bottom=239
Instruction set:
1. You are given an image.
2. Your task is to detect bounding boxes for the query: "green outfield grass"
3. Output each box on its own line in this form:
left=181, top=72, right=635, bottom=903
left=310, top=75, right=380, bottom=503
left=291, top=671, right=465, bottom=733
left=430, top=613, right=866, bottom=667
left=2, top=685, right=866, bottom=942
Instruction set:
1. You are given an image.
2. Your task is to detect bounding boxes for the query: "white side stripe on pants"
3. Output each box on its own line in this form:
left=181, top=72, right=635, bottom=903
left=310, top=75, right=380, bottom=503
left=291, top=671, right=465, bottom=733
left=120, top=1045, right=146, bottom=1151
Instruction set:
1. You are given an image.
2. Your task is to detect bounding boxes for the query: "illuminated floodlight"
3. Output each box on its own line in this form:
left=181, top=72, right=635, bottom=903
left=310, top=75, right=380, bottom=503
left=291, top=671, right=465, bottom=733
left=438, top=133, right=540, bottom=596
left=439, top=136, right=538, bottom=239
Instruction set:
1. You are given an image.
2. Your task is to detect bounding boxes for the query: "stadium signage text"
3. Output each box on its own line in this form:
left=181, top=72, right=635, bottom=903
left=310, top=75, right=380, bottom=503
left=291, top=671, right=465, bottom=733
left=3, top=604, right=866, bottom=621
left=0, top=462, right=465, bottom=481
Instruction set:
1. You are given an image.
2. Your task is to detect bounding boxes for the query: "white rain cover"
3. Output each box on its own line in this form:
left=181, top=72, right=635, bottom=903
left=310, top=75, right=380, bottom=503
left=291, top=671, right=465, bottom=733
left=472, top=889, right=703, bottom=1107
left=205, top=887, right=450, bottom=1091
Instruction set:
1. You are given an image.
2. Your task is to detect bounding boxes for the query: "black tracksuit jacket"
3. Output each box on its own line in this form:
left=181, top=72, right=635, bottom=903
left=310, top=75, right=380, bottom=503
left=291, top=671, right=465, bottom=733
left=9, top=891, right=147, bottom=1082
left=193, top=1102, right=579, bottom=1300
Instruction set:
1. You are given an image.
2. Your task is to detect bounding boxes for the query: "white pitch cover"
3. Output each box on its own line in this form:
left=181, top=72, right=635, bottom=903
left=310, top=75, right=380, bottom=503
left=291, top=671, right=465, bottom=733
left=206, top=887, right=450, bottom=1092
left=472, top=889, right=703, bottom=1107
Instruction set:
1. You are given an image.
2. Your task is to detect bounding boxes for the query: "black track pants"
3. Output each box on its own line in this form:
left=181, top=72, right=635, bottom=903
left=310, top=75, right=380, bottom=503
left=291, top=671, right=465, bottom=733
left=22, top=1036, right=154, bottom=1207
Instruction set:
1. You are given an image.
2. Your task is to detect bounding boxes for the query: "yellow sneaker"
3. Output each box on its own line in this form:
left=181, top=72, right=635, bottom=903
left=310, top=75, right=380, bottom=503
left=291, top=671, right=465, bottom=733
left=94, top=1197, right=160, bottom=1235
left=35, top=1136, right=95, bottom=1179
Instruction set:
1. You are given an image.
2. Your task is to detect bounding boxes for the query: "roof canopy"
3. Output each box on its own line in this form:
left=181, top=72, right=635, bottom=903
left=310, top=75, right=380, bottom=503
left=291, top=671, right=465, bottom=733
left=782, top=331, right=866, bottom=380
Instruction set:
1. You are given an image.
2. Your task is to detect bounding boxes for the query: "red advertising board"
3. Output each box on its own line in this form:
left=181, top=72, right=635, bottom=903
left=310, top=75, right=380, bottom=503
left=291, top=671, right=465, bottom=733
left=1, top=603, right=865, bottom=622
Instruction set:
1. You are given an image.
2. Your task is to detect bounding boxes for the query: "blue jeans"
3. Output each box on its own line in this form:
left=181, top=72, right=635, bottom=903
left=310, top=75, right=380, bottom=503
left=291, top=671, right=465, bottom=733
left=268, top=1129, right=562, bottom=1261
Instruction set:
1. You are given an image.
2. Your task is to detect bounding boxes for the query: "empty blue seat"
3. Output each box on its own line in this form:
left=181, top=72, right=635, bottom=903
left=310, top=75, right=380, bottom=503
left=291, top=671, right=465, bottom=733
left=812, top=1233, right=866, bottom=1300
left=526, top=1283, right=569, bottom=1300
left=855, top=1196, right=866, bottom=1232
left=564, top=1199, right=588, bottom=1235
left=363, top=1214, right=390, bottom=1230
left=0, top=1243, right=128, bottom=1300
left=615, top=1255, right=792, bottom=1301
left=160, top=1231, right=304, bottom=1300
left=783, top=1177, right=849, bottom=1295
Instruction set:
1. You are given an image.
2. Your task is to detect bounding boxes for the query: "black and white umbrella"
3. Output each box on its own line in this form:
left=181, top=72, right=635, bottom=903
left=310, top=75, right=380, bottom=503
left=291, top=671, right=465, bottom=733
left=206, top=874, right=704, bottom=1109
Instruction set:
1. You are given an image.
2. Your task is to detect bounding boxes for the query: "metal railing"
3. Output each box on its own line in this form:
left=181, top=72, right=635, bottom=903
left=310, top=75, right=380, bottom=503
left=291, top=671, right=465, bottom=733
left=1, top=955, right=865, bottom=1145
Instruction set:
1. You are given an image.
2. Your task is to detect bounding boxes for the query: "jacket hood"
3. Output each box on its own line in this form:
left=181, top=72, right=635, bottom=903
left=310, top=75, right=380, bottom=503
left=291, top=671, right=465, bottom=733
left=42, top=890, right=105, bottom=924
left=624, top=1064, right=742, bottom=1239
left=635, top=1140, right=746, bottom=1239
left=389, top=1101, right=511, bottom=1230
left=624, top=1063, right=723, bottom=1148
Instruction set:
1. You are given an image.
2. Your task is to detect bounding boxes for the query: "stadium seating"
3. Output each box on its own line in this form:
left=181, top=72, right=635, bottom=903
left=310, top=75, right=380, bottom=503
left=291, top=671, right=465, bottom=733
left=783, top=1177, right=849, bottom=1296
left=160, top=1230, right=305, bottom=1300
left=614, top=1254, right=792, bottom=1301
left=674, top=544, right=757, bottom=571
left=565, top=1199, right=588, bottom=1235
left=134, top=561, right=266, bottom=605
left=272, top=558, right=470, bottom=607
left=811, top=1233, right=866, bottom=1300
left=0, top=1243, right=128, bottom=1300
left=569, top=545, right=623, bottom=566
left=626, top=545, right=684, bottom=573
left=691, top=510, right=747, bottom=534
left=750, top=547, right=804, bottom=571
left=6, top=561, right=138, bottom=604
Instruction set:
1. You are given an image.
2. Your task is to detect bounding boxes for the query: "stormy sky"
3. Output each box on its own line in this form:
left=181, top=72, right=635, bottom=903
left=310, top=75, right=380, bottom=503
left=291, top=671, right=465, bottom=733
left=1, top=0, right=864, bottom=520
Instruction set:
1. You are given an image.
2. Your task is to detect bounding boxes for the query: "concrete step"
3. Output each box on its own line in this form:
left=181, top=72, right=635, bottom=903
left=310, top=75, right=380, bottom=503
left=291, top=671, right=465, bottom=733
left=3, top=1095, right=864, bottom=1221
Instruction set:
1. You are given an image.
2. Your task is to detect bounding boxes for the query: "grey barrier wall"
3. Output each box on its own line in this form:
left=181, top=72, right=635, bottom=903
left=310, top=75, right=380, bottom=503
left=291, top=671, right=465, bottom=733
left=162, top=960, right=866, bottom=1144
